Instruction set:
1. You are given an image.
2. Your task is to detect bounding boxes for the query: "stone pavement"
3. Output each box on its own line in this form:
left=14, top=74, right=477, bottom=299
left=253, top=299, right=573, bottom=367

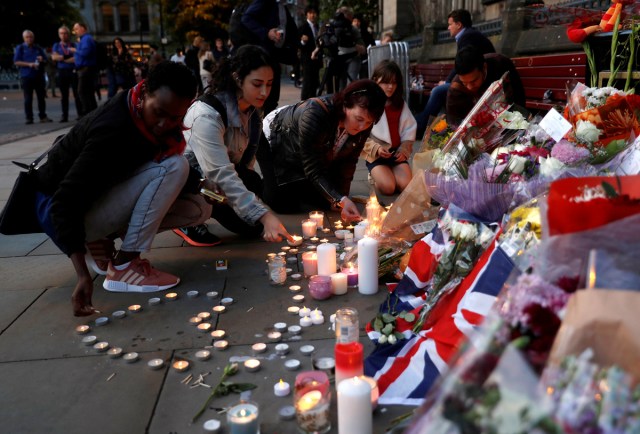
left=0, top=81, right=413, bottom=433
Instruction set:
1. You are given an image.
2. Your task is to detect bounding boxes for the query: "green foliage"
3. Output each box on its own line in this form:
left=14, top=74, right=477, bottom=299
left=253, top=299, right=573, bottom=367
left=162, top=0, right=233, bottom=46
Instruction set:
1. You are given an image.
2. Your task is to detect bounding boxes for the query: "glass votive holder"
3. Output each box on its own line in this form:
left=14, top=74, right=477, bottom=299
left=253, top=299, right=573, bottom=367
left=294, top=371, right=331, bottom=434
left=301, top=251, right=318, bottom=277
left=226, top=400, right=259, bottom=434
left=341, top=264, right=359, bottom=288
left=309, top=211, right=324, bottom=229
left=308, top=275, right=332, bottom=301
left=301, top=219, right=317, bottom=239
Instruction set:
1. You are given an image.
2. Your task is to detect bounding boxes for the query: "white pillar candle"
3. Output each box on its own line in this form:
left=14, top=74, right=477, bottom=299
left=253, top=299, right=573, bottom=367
left=357, top=236, right=379, bottom=295
left=337, top=376, right=372, bottom=434
left=301, top=219, right=317, bottom=239
left=309, top=211, right=324, bottom=229
left=354, top=222, right=368, bottom=241
left=316, top=243, right=336, bottom=276
left=330, top=272, right=348, bottom=295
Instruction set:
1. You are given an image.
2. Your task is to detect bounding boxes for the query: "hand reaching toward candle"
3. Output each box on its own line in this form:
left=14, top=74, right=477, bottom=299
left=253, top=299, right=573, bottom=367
left=260, top=211, right=291, bottom=242
left=70, top=252, right=98, bottom=316
left=339, top=198, right=361, bottom=222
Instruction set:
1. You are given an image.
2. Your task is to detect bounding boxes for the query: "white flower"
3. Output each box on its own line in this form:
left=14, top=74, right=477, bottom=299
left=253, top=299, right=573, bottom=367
left=575, top=120, right=602, bottom=144
left=497, top=110, right=529, bottom=129
left=507, top=155, right=528, bottom=174
left=378, top=334, right=388, bottom=344
left=387, top=334, right=397, bottom=345
left=458, top=222, right=478, bottom=241
left=450, top=221, right=462, bottom=238
left=539, top=156, right=566, bottom=178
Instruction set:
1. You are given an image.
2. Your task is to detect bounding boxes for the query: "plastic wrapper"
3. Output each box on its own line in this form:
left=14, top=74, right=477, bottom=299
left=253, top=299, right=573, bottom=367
left=341, top=235, right=412, bottom=279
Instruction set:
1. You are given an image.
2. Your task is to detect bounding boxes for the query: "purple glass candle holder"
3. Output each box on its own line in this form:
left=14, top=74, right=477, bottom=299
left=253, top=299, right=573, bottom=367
left=308, top=275, right=332, bottom=300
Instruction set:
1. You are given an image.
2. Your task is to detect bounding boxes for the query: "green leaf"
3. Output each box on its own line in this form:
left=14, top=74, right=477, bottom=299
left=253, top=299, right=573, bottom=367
left=373, top=317, right=384, bottom=332
left=227, top=383, right=258, bottom=393
left=394, top=332, right=404, bottom=340
left=381, top=323, right=394, bottom=335
left=382, top=313, right=396, bottom=323
left=601, top=181, right=619, bottom=198
left=403, top=313, right=416, bottom=322
left=397, top=311, right=406, bottom=319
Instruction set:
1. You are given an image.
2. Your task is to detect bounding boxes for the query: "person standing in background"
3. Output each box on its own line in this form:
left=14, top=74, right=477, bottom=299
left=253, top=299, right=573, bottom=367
left=51, top=25, right=79, bottom=123
left=352, top=14, right=375, bottom=79
left=107, top=37, right=136, bottom=98
left=185, top=36, right=204, bottom=94
left=298, top=5, right=321, bottom=99
left=13, top=30, right=52, bottom=124
left=71, top=22, right=97, bottom=116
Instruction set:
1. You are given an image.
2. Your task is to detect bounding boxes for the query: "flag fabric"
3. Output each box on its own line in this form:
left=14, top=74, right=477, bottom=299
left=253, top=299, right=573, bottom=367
left=364, top=235, right=514, bottom=406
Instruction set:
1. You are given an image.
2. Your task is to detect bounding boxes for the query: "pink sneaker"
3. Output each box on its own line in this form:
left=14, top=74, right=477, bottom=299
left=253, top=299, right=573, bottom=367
left=86, top=238, right=115, bottom=275
left=103, top=257, right=180, bottom=293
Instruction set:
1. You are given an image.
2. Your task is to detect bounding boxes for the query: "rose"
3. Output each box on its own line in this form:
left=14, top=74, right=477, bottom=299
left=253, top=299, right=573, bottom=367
left=539, top=156, right=566, bottom=178
left=459, top=223, right=478, bottom=242
left=575, top=120, right=602, bottom=144
left=507, top=155, right=528, bottom=175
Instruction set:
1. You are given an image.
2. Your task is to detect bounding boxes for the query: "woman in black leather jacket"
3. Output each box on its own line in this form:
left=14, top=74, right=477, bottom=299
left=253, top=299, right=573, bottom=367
left=258, top=79, right=386, bottom=222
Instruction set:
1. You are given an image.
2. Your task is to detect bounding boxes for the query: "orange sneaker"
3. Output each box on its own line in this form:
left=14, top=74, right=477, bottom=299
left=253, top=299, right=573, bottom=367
left=103, top=257, right=180, bottom=293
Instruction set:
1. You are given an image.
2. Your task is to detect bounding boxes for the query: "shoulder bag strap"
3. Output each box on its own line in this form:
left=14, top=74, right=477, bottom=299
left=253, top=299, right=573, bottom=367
left=12, top=133, right=65, bottom=173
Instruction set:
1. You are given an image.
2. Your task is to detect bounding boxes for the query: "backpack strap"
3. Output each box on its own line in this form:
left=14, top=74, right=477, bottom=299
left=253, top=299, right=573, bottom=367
left=198, top=93, right=228, bottom=128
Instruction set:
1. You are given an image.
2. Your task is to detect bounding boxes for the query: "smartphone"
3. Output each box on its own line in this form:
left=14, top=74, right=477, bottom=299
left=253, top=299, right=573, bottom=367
left=200, top=187, right=227, bottom=204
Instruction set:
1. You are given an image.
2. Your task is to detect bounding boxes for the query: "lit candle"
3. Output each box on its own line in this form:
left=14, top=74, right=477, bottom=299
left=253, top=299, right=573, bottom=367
left=197, top=312, right=212, bottom=321
left=354, top=222, right=368, bottom=241
left=165, top=292, right=178, bottom=301
left=300, top=316, right=312, bottom=327
left=274, top=379, right=291, bottom=397
left=335, top=223, right=344, bottom=230
left=107, top=347, right=123, bottom=358
left=309, top=211, right=324, bottom=229
left=268, top=331, right=282, bottom=343
left=301, top=251, right=317, bottom=277
left=292, top=294, right=305, bottom=303
left=309, top=236, right=319, bottom=244
left=196, top=350, right=211, bottom=361
left=301, top=219, right=317, bottom=239
left=281, top=246, right=291, bottom=252
left=334, top=342, right=364, bottom=385
left=337, top=376, right=373, bottom=434
left=289, top=248, right=299, bottom=255
left=342, top=263, right=359, bottom=287
left=346, top=224, right=354, bottom=230
left=75, top=325, right=91, bottom=335
left=189, top=316, right=203, bottom=326
left=212, top=306, right=226, bottom=314
left=227, top=401, right=259, bottom=434
left=295, top=385, right=331, bottom=434
left=287, top=306, right=300, bottom=316
left=244, top=359, right=261, bottom=372
left=360, top=376, right=379, bottom=409
left=213, top=340, right=228, bottom=351
left=298, top=306, right=311, bottom=317
left=357, top=236, right=379, bottom=295
left=197, top=323, right=212, bottom=333
left=148, top=358, right=164, bottom=370
left=311, top=313, right=325, bottom=325
left=123, top=352, right=139, bottom=363
left=93, top=341, right=109, bottom=352
left=322, top=228, right=331, bottom=234
left=289, top=285, right=302, bottom=293
left=251, top=343, right=267, bottom=354
left=316, top=243, right=336, bottom=276
left=287, top=235, right=303, bottom=247
left=173, top=360, right=190, bottom=372
left=330, top=272, right=348, bottom=295
left=319, top=238, right=329, bottom=244
left=210, top=329, right=226, bottom=340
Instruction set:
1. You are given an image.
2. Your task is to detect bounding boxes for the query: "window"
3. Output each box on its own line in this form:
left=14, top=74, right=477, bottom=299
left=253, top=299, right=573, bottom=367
left=118, top=3, right=130, bottom=32
left=138, top=1, right=149, bottom=32
left=101, top=2, right=115, bottom=33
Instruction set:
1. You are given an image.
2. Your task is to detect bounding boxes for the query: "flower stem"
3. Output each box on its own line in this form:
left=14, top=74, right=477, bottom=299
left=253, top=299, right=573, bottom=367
left=192, top=374, right=227, bottom=422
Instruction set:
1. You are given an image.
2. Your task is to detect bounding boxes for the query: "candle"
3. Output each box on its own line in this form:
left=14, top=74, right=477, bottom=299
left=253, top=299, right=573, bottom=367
left=360, top=376, right=379, bottom=409
left=281, top=246, right=291, bottom=252
left=301, top=219, right=317, bottom=239
left=300, top=345, right=315, bottom=356
left=311, top=313, right=325, bottom=325
left=322, top=228, right=331, bottom=234
left=300, top=316, right=312, bottom=327
left=274, top=322, right=288, bottom=332
left=334, top=342, right=364, bottom=385
left=244, top=359, right=261, bottom=372
left=93, top=341, right=109, bottom=352
left=81, top=335, right=97, bottom=346
left=334, top=229, right=349, bottom=239
left=95, top=316, right=109, bottom=327
left=197, top=311, right=212, bottom=321
left=287, top=235, right=303, bottom=246
left=251, top=343, right=267, bottom=354
left=123, top=352, right=139, bottom=363
left=196, top=350, right=211, bottom=361
left=165, top=292, right=178, bottom=301
left=308, top=275, right=332, bottom=300
left=284, top=359, right=301, bottom=371
left=289, top=248, right=299, bottom=255
left=294, top=372, right=331, bottom=433
left=187, top=290, right=199, bottom=299
left=288, top=325, right=302, bottom=336
left=290, top=273, right=302, bottom=281
left=292, top=294, right=305, bottom=303
left=206, top=291, right=219, bottom=300
left=319, top=238, right=329, bottom=244
left=213, top=340, right=229, bottom=351
left=203, top=419, right=221, bottom=433
left=337, top=376, right=373, bottom=434
left=221, top=297, right=234, bottom=306
left=189, top=316, right=203, bottom=326
left=309, top=211, right=324, bottom=229
left=354, top=222, right=368, bottom=241
left=287, top=256, right=298, bottom=264
left=357, top=236, right=379, bottom=295
left=197, top=323, right=212, bottom=333
left=173, top=360, right=190, bottom=372
left=288, top=306, right=300, bottom=316
left=298, top=306, right=311, bottom=317
left=330, top=272, right=348, bottom=295
left=275, top=343, right=290, bottom=356
left=112, top=310, right=126, bottom=319
left=285, top=267, right=293, bottom=275
left=148, top=297, right=162, bottom=306
left=75, top=325, right=91, bottom=335
left=301, top=251, right=317, bottom=277
left=268, top=331, right=282, bottom=343
left=148, top=358, right=164, bottom=370
left=316, top=243, right=336, bottom=276
left=335, top=307, right=359, bottom=344
left=210, top=329, right=226, bottom=340
left=212, top=306, right=226, bottom=314
left=343, top=231, right=355, bottom=248
left=346, top=224, right=354, bottom=230
left=312, top=357, right=336, bottom=374
left=309, top=236, right=319, bottom=244
left=274, top=379, right=291, bottom=397
left=289, top=285, right=302, bottom=293
left=107, top=347, right=123, bottom=358
left=342, top=263, right=359, bottom=287
left=227, top=401, right=259, bottom=434
left=279, top=406, right=296, bottom=420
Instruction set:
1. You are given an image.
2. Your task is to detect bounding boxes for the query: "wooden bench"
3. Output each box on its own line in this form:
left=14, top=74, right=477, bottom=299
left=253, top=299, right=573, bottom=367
left=409, top=63, right=453, bottom=111
left=512, top=51, right=587, bottom=112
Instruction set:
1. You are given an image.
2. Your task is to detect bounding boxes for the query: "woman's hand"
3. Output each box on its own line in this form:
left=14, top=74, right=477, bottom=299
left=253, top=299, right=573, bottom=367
left=260, top=211, right=290, bottom=242
left=70, top=252, right=98, bottom=317
left=340, top=198, right=361, bottom=222
left=378, top=146, right=394, bottom=159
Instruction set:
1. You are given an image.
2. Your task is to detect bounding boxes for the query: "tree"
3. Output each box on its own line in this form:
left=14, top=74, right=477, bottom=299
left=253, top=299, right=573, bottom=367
left=162, top=0, right=232, bottom=46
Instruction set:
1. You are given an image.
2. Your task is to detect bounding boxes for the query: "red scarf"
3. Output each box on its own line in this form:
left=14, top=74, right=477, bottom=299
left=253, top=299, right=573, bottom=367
left=127, top=80, right=187, bottom=161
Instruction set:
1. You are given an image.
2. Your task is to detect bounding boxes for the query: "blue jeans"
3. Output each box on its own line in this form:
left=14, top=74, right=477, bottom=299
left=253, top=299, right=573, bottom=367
left=21, top=75, right=47, bottom=121
left=415, top=83, right=450, bottom=137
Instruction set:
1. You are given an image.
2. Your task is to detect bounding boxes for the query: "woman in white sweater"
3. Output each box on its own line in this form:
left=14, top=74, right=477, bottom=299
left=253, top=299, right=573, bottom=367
left=362, top=60, right=416, bottom=195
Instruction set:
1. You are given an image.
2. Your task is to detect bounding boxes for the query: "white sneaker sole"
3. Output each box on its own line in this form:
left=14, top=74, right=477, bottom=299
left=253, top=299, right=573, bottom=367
left=85, top=253, right=108, bottom=276
left=103, top=278, right=180, bottom=293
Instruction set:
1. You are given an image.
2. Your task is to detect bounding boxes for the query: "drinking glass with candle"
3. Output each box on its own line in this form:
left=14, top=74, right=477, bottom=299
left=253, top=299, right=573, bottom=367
left=301, top=219, right=317, bottom=239
left=335, top=307, right=359, bottom=344
left=309, top=211, right=324, bottom=229
left=330, top=272, right=348, bottom=295
left=227, top=400, right=259, bottom=434
left=301, top=251, right=317, bottom=277
left=294, top=371, right=331, bottom=434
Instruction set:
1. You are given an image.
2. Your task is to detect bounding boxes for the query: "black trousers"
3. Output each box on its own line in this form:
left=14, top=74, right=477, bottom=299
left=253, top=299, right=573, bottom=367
left=21, top=75, right=47, bottom=121
left=77, top=66, right=97, bottom=116
left=300, top=56, right=321, bottom=100
left=56, top=68, right=79, bottom=120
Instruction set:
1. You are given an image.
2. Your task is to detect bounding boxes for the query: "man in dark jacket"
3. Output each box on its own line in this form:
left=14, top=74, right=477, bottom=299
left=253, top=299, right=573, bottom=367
left=446, top=47, right=525, bottom=124
left=33, top=62, right=211, bottom=316
left=185, top=36, right=203, bottom=94
left=298, top=5, right=321, bottom=100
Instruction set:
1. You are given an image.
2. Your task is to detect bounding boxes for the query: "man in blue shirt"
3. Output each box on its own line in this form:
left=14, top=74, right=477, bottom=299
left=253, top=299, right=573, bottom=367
left=71, top=22, right=97, bottom=116
left=51, top=25, right=79, bottom=123
left=13, top=29, right=52, bottom=124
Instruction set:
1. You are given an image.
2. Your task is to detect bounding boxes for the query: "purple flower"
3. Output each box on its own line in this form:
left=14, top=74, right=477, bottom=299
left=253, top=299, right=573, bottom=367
left=551, top=140, right=590, bottom=165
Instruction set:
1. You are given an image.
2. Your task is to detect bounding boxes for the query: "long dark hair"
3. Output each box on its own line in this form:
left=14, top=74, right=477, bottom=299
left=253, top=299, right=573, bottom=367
left=332, top=79, right=386, bottom=124
left=208, top=45, right=273, bottom=94
left=371, top=59, right=404, bottom=109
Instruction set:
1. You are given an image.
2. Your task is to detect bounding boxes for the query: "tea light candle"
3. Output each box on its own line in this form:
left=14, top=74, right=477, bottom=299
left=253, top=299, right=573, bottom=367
left=148, top=358, right=164, bottom=370
left=212, top=305, right=226, bottom=314
left=206, top=291, right=219, bottom=300
left=203, top=419, right=221, bottom=433
left=309, top=211, right=324, bottom=228
left=292, top=294, right=305, bottom=303
left=284, top=359, right=301, bottom=371
left=128, top=304, right=142, bottom=314
left=311, top=313, right=325, bottom=325
left=197, top=322, right=212, bottom=333
left=342, top=263, right=359, bottom=287
left=165, top=292, right=178, bottom=301
left=302, top=251, right=318, bottom=277
left=337, top=376, right=373, bottom=433
left=187, top=290, right=199, bottom=299
left=148, top=297, right=162, bottom=306
left=244, top=358, right=261, bottom=372
left=289, top=248, right=299, bottom=255
left=81, top=335, right=97, bottom=346
left=267, top=331, right=282, bottom=343
left=287, top=306, right=300, bottom=315
left=313, top=357, right=336, bottom=373
left=196, top=350, right=211, bottom=361
left=220, top=297, right=234, bottom=306
left=286, top=256, right=298, bottom=264
left=346, top=224, right=355, bottom=230
left=210, top=330, right=226, bottom=340
left=309, top=236, right=319, bottom=244
left=285, top=267, right=293, bottom=275
left=112, top=310, right=126, bottom=319
left=251, top=343, right=267, bottom=354
left=274, top=322, right=287, bottom=332
left=330, top=272, right=348, bottom=295
left=277, top=251, right=287, bottom=257
left=213, top=340, right=229, bottom=351
left=306, top=245, right=316, bottom=250
left=279, top=405, right=296, bottom=420
left=298, top=306, right=311, bottom=317
left=189, top=316, right=203, bottom=326
left=227, top=402, right=259, bottom=434
left=300, top=345, right=315, bottom=356
left=289, top=285, right=302, bottom=293
left=322, top=227, right=331, bottom=234
left=301, top=219, right=317, bottom=239
left=75, top=325, right=91, bottom=335
left=287, top=235, right=303, bottom=246
left=358, top=236, right=379, bottom=295
left=288, top=325, right=302, bottom=336
left=95, top=316, right=109, bottom=327
left=93, top=341, right=109, bottom=352
left=281, top=246, right=291, bottom=252
left=123, top=352, right=139, bottom=363
left=335, top=229, right=349, bottom=239
left=300, top=316, right=313, bottom=327
left=274, top=379, right=291, bottom=397
left=275, top=343, right=290, bottom=356
left=319, top=238, right=329, bottom=244
left=316, top=243, right=336, bottom=276
left=107, top=347, right=123, bottom=358
left=197, top=311, right=212, bottom=321
left=173, top=360, right=190, bottom=372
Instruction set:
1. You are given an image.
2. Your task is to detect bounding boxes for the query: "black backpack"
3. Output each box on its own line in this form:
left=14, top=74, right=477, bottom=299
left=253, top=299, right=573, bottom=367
left=229, top=3, right=259, bottom=49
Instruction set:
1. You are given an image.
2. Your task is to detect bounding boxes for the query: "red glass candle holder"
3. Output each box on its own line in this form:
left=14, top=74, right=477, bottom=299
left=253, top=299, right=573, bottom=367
left=334, top=341, right=363, bottom=386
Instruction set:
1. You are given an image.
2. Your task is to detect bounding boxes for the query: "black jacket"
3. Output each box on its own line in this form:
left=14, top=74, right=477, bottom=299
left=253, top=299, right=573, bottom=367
left=266, top=97, right=372, bottom=205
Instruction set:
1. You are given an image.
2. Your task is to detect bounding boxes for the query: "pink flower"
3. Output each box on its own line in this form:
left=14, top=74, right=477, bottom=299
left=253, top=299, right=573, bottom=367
left=550, top=140, right=590, bottom=165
